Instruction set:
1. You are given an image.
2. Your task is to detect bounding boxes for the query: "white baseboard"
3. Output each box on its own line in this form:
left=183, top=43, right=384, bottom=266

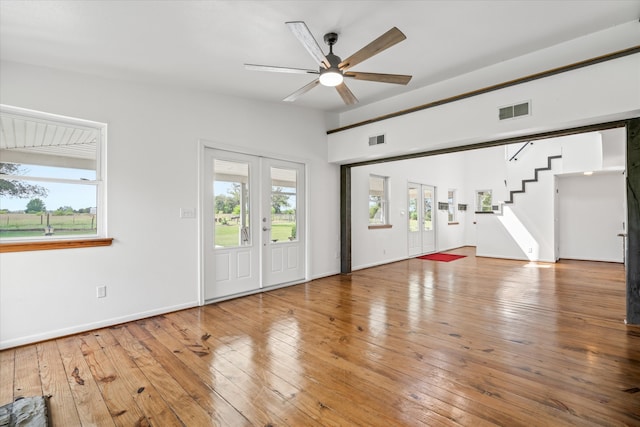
left=0, top=301, right=199, bottom=350
left=309, top=270, right=341, bottom=280
left=353, top=256, right=408, bottom=271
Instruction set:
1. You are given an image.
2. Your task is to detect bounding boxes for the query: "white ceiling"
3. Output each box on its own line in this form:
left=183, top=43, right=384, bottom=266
left=1, top=1, right=639, bottom=113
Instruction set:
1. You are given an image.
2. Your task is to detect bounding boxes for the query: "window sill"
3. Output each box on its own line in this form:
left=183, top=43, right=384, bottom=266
left=368, top=224, right=393, bottom=230
left=0, top=238, right=114, bottom=253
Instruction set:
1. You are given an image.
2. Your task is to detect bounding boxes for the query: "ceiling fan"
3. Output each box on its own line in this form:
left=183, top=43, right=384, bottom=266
left=245, top=21, right=412, bottom=105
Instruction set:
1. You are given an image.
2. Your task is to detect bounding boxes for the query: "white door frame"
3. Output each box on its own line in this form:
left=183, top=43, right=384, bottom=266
left=407, top=181, right=437, bottom=257
left=198, top=139, right=310, bottom=305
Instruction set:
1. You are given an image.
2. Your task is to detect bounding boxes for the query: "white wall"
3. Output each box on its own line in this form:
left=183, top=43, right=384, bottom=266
left=336, top=21, right=640, bottom=128
left=602, top=127, right=627, bottom=170
left=0, top=61, right=340, bottom=349
left=558, top=173, right=626, bottom=262
left=351, top=153, right=466, bottom=270
left=471, top=132, right=625, bottom=262
left=328, top=53, right=639, bottom=165
left=351, top=127, right=627, bottom=268
left=462, top=145, right=508, bottom=246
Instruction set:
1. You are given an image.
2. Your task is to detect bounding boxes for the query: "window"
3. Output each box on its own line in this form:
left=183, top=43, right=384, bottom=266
left=369, top=175, right=389, bottom=226
left=423, top=187, right=433, bottom=231
left=0, top=105, right=106, bottom=241
left=448, top=189, right=457, bottom=223
left=213, top=159, right=250, bottom=248
left=270, top=166, right=298, bottom=243
left=476, top=190, right=493, bottom=212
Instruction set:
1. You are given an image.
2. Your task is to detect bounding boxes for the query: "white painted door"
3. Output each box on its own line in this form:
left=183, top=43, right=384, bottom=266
left=204, top=149, right=305, bottom=301
left=421, top=185, right=436, bottom=253
left=204, top=149, right=260, bottom=300
left=262, top=158, right=305, bottom=287
left=408, top=183, right=421, bottom=256
left=408, top=183, right=436, bottom=256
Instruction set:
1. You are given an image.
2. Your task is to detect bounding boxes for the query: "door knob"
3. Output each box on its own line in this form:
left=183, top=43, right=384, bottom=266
left=263, top=227, right=270, bottom=231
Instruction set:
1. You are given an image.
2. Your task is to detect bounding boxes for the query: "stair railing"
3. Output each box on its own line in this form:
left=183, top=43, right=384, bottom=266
left=509, top=141, right=531, bottom=162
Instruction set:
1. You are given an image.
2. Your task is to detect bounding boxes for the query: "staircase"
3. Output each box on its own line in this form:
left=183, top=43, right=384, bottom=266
left=504, top=155, right=562, bottom=204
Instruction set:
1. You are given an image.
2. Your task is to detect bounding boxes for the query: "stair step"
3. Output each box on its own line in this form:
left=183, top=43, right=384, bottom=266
left=506, top=154, right=562, bottom=204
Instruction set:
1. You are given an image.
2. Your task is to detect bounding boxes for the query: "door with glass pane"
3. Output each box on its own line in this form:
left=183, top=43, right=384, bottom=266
left=408, top=182, right=436, bottom=256
left=204, top=149, right=260, bottom=300
left=204, top=149, right=305, bottom=301
left=262, top=158, right=305, bottom=287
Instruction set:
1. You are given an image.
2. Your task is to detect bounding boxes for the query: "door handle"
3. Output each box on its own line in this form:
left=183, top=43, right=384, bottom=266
left=263, top=227, right=271, bottom=231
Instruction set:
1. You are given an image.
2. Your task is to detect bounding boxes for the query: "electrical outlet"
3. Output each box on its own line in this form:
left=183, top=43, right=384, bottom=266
left=527, top=247, right=533, bottom=253
left=97, top=285, right=107, bottom=298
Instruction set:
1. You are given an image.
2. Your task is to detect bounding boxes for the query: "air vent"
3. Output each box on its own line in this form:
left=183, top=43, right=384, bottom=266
left=368, top=134, right=385, bottom=146
left=499, top=101, right=530, bottom=120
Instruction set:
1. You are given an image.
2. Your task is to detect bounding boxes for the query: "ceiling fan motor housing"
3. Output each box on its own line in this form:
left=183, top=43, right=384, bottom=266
left=319, top=32, right=344, bottom=86
left=324, top=32, right=339, bottom=47
left=322, top=32, right=342, bottom=69
left=245, top=22, right=410, bottom=104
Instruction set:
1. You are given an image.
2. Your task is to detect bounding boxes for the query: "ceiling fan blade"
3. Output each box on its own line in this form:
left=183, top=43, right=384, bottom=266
left=245, top=64, right=319, bottom=75
left=335, top=82, right=358, bottom=105
left=344, top=71, right=412, bottom=85
left=339, top=27, right=407, bottom=71
left=283, top=79, right=321, bottom=102
left=286, top=21, right=330, bottom=69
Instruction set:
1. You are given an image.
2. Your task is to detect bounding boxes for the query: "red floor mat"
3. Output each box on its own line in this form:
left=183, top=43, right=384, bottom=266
left=417, top=253, right=466, bottom=262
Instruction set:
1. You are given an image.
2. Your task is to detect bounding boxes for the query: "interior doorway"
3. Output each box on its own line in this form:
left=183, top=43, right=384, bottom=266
left=556, top=172, right=626, bottom=263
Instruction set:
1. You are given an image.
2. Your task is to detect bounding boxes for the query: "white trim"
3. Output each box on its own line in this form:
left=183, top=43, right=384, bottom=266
left=197, top=138, right=311, bottom=306
left=352, top=255, right=408, bottom=272
left=310, top=270, right=340, bottom=280
left=204, top=278, right=309, bottom=305
left=0, top=104, right=106, bottom=131
left=198, top=138, right=310, bottom=166
left=0, top=104, right=108, bottom=240
left=0, top=301, right=198, bottom=350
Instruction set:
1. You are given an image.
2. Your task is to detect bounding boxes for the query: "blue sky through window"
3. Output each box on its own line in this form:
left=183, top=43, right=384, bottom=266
left=1, top=164, right=96, bottom=212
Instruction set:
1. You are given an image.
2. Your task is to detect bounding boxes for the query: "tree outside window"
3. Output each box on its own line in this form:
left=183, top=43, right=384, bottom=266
left=448, top=189, right=457, bottom=223
left=476, top=190, right=493, bottom=212
left=369, top=175, right=389, bottom=225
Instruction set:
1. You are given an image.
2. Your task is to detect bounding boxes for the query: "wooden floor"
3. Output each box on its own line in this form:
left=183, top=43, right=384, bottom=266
left=2, top=247, right=639, bottom=426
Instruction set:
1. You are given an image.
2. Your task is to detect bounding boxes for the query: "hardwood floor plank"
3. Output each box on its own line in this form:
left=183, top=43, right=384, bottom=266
left=108, top=323, right=217, bottom=426
left=203, top=302, right=500, bottom=427
left=125, top=320, right=253, bottom=427
left=273, top=278, right=639, bottom=406
left=0, top=349, right=15, bottom=405
left=171, top=308, right=424, bottom=427
left=77, top=332, right=148, bottom=426
left=37, top=340, right=82, bottom=426
left=2, top=248, right=638, bottom=426
left=93, top=328, right=185, bottom=427
left=56, top=336, right=116, bottom=426
left=13, top=345, right=42, bottom=399
left=137, top=315, right=314, bottom=426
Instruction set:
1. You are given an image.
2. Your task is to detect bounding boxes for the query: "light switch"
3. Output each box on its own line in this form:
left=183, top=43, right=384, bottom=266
left=180, top=208, right=196, bottom=219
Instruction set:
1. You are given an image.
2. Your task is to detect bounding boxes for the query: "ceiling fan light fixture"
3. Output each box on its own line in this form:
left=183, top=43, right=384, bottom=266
left=319, top=68, right=343, bottom=87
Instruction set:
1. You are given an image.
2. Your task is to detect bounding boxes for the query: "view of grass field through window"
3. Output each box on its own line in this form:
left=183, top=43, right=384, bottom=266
left=1, top=164, right=98, bottom=239
left=213, top=161, right=297, bottom=248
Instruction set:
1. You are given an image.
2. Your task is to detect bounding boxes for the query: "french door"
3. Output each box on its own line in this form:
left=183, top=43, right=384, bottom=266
left=408, top=183, right=436, bottom=256
left=203, top=148, right=305, bottom=301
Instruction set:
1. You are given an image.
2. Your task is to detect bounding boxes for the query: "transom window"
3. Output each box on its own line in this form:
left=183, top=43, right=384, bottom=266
left=0, top=105, right=106, bottom=241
